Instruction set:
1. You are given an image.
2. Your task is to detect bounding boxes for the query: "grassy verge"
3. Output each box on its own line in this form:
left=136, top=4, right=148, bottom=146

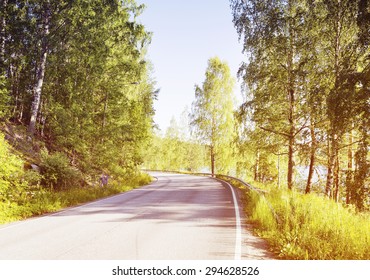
left=245, top=187, right=370, bottom=259
left=215, top=175, right=370, bottom=259
left=0, top=172, right=152, bottom=225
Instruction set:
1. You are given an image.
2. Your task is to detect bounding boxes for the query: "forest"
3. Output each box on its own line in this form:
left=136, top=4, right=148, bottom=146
left=230, top=0, right=369, bottom=211
left=0, top=0, right=156, bottom=221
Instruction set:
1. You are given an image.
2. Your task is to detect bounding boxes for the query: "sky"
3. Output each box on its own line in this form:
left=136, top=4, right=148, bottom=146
left=138, top=0, right=246, bottom=132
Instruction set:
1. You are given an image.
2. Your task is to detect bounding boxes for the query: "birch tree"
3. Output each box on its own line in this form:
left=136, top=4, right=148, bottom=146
left=231, top=0, right=311, bottom=189
left=190, top=57, right=236, bottom=176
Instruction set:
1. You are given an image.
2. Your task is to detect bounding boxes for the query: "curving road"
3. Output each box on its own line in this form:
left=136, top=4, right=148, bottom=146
left=0, top=172, right=273, bottom=260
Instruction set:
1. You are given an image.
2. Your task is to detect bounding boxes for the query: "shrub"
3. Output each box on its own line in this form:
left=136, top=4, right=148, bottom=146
left=0, top=74, right=10, bottom=119
left=245, top=185, right=370, bottom=260
left=40, top=150, right=82, bottom=191
left=0, top=133, right=24, bottom=200
left=0, top=171, right=151, bottom=224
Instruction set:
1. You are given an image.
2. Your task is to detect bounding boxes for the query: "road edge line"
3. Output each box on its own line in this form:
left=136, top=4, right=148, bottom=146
left=216, top=178, right=242, bottom=260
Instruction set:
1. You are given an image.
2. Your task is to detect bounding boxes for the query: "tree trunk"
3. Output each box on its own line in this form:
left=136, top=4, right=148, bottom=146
left=277, top=153, right=280, bottom=188
left=287, top=133, right=294, bottom=190
left=254, top=149, right=260, bottom=181
left=102, top=92, right=108, bottom=129
left=38, top=98, right=47, bottom=137
left=0, top=0, right=7, bottom=68
left=332, top=6, right=343, bottom=202
left=325, top=139, right=332, bottom=197
left=28, top=1, right=50, bottom=136
left=346, top=129, right=354, bottom=204
left=28, top=50, right=48, bottom=135
left=210, top=145, right=215, bottom=177
left=326, top=135, right=338, bottom=198
left=287, top=4, right=295, bottom=191
left=305, top=121, right=316, bottom=194
left=353, top=117, right=369, bottom=210
left=326, top=8, right=342, bottom=198
left=333, top=152, right=340, bottom=201
left=287, top=53, right=295, bottom=190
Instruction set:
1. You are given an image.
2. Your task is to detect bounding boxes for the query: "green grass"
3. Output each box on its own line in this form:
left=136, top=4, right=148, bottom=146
left=0, top=172, right=152, bottom=225
left=244, top=187, right=370, bottom=260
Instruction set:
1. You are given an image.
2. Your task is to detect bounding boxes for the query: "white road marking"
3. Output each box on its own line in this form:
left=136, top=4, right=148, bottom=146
left=217, top=179, right=242, bottom=260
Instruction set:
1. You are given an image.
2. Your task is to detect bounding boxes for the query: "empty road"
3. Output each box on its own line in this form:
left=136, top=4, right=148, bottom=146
left=0, top=172, right=273, bottom=259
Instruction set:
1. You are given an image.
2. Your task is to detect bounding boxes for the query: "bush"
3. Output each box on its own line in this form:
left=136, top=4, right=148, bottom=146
left=0, top=133, right=24, bottom=200
left=245, top=186, right=370, bottom=260
left=40, top=150, right=82, bottom=191
left=0, top=74, right=10, bottom=119
left=126, top=172, right=152, bottom=186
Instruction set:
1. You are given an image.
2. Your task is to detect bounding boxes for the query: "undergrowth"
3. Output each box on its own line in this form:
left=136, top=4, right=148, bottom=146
left=244, top=187, right=370, bottom=260
left=0, top=172, right=152, bottom=225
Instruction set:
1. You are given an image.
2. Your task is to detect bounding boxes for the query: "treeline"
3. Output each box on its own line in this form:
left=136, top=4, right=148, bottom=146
left=0, top=1, right=156, bottom=191
left=230, top=0, right=369, bottom=210
left=144, top=117, right=207, bottom=172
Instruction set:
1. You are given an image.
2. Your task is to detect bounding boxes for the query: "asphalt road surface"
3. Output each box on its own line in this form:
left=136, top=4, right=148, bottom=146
left=0, top=172, right=273, bottom=260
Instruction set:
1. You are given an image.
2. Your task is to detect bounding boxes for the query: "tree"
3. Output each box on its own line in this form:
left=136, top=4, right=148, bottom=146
left=190, top=57, right=236, bottom=176
left=27, top=0, right=51, bottom=135
left=0, top=0, right=156, bottom=182
left=304, top=0, right=369, bottom=201
left=231, top=0, right=369, bottom=208
left=0, top=0, right=8, bottom=68
left=231, top=0, right=312, bottom=190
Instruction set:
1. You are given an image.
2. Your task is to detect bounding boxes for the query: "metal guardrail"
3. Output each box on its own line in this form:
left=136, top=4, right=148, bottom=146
left=214, top=174, right=267, bottom=194
left=212, top=173, right=281, bottom=225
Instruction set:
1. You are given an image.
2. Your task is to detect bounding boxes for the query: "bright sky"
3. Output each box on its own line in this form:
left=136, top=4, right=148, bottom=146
left=138, top=0, right=245, bottom=132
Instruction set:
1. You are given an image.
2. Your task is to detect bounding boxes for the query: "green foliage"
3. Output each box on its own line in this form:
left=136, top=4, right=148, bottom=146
left=0, top=172, right=152, bottom=224
left=39, top=150, right=81, bottom=191
left=127, top=172, right=152, bottom=187
left=144, top=128, right=207, bottom=173
left=244, top=185, right=370, bottom=259
left=0, top=134, right=24, bottom=200
left=41, top=0, right=154, bottom=177
left=190, top=57, right=236, bottom=174
left=0, top=0, right=156, bottom=226
left=143, top=111, right=209, bottom=173
left=0, top=132, right=43, bottom=203
left=1, top=0, right=156, bottom=184
left=0, top=75, right=9, bottom=119
left=231, top=0, right=369, bottom=208
left=0, top=133, right=24, bottom=198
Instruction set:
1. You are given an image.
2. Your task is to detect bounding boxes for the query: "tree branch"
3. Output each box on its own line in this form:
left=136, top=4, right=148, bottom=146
left=258, top=126, right=290, bottom=138
left=338, top=140, right=361, bottom=151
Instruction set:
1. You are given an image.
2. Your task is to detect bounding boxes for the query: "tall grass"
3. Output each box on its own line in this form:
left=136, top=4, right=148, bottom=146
left=0, top=172, right=152, bottom=225
left=245, top=187, right=370, bottom=259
